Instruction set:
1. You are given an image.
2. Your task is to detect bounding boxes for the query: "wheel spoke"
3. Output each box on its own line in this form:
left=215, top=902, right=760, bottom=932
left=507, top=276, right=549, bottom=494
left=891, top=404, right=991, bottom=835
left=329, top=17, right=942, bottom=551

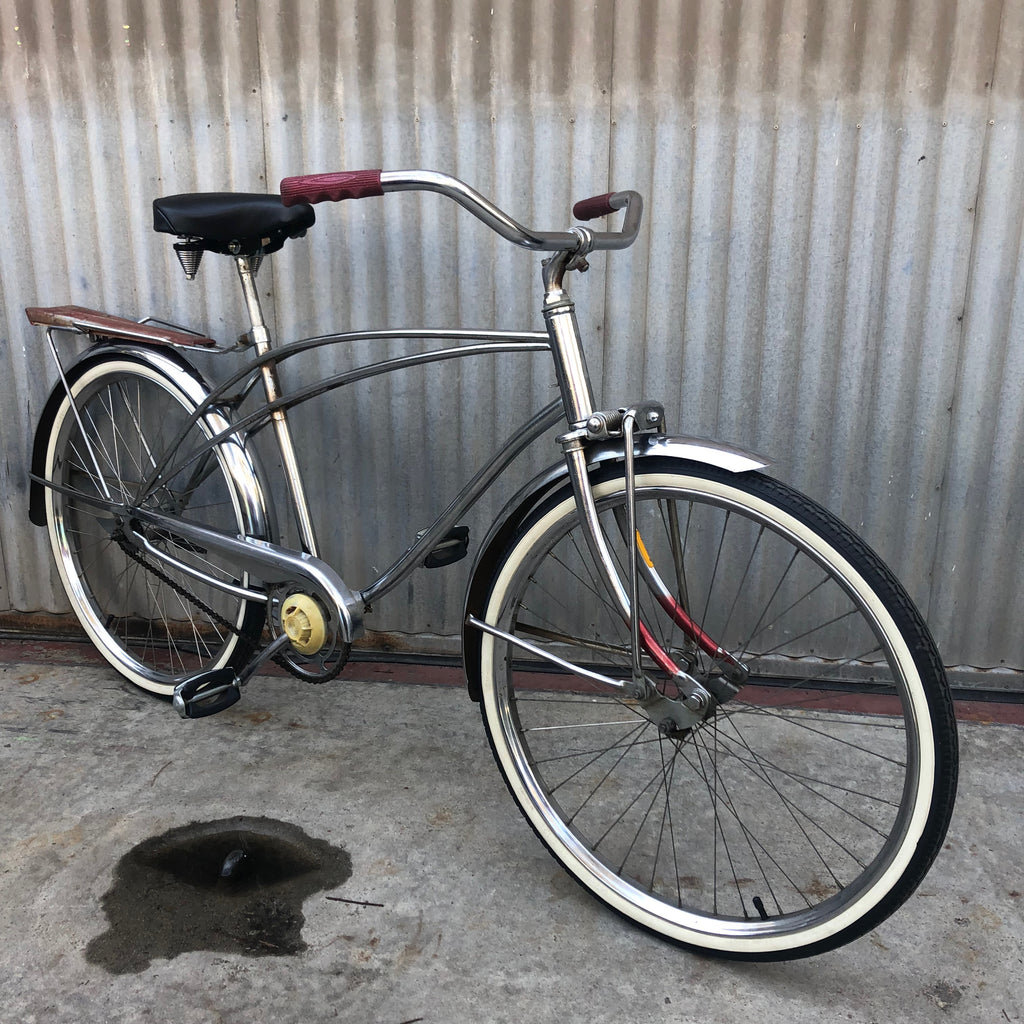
left=478, top=466, right=955, bottom=957
left=45, top=361, right=262, bottom=692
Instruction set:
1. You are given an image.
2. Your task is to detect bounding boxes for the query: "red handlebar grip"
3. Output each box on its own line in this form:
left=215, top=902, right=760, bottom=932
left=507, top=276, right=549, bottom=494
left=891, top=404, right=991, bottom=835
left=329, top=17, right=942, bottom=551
left=280, top=170, right=384, bottom=207
left=573, top=192, right=617, bottom=221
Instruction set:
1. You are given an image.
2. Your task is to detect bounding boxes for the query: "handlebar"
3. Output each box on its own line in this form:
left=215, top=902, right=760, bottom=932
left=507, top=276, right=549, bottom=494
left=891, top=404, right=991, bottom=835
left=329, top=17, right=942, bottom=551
left=279, top=169, right=642, bottom=252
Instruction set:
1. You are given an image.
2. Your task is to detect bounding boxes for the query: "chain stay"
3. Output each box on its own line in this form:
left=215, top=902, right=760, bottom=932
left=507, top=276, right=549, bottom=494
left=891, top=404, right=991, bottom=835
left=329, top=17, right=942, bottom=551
left=117, top=530, right=347, bottom=683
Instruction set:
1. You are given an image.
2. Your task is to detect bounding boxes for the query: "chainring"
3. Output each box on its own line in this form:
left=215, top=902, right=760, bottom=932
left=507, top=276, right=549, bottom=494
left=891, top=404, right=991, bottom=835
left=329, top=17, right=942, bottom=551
left=269, top=588, right=351, bottom=683
left=118, top=528, right=350, bottom=684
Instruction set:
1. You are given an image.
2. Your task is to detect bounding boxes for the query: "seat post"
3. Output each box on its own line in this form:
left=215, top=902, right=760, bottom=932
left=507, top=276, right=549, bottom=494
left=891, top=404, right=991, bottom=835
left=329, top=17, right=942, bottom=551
left=235, top=255, right=321, bottom=557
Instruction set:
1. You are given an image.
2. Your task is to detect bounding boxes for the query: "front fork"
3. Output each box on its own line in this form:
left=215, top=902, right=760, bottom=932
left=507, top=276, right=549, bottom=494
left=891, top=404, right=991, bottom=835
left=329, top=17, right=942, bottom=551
left=542, top=253, right=742, bottom=729
left=558, top=414, right=736, bottom=730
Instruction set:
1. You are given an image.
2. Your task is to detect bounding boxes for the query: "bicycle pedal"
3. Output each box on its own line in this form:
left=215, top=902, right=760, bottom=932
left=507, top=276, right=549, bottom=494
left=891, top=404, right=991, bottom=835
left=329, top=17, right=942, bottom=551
left=424, top=526, right=470, bottom=568
left=172, top=668, right=241, bottom=719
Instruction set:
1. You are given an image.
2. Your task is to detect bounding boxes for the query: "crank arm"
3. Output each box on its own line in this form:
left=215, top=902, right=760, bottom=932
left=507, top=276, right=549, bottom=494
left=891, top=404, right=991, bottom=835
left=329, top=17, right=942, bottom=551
left=173, top=633, right=292, bottom=719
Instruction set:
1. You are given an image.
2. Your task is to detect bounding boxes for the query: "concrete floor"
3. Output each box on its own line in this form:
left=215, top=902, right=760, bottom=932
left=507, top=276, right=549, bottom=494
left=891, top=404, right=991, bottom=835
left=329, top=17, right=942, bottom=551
left=1, top=638, right=1022, bottom=1024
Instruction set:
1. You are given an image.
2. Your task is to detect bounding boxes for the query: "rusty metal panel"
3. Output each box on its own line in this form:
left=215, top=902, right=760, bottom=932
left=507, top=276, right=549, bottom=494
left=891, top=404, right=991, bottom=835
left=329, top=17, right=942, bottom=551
left=1, top=0, right=1022, bottom=685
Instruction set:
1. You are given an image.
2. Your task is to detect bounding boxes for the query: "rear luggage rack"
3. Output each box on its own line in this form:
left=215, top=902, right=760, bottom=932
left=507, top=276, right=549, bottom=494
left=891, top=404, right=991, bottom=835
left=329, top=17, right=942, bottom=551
left=25, top=305, right=218, bottom=348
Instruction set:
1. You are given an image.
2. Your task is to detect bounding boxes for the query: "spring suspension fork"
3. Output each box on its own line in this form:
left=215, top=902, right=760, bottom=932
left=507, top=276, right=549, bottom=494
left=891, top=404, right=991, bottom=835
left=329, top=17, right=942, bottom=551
left=541, top=247, right=726, bottom=714
left=560, top=408, right=747, bottom=719
left=543, top=249, right=680, bottom=690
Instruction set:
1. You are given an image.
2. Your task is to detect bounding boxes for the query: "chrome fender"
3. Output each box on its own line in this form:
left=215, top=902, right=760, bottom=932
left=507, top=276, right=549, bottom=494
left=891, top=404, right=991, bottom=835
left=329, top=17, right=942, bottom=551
left=29, top=341, right=274, bottom=546
left=461, top=433, right=771, bottom=701
left=638, top=434, right=770, bottom=475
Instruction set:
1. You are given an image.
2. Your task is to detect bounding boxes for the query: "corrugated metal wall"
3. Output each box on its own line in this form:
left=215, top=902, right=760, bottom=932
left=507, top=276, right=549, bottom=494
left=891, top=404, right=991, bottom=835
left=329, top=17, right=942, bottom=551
left=1, top=0, right=1022, bottom=684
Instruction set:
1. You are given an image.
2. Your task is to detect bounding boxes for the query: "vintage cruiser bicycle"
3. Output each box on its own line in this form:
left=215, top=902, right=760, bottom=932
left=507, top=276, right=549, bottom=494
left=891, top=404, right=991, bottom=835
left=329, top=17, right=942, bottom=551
left=26, top=169, right=958, bottom=960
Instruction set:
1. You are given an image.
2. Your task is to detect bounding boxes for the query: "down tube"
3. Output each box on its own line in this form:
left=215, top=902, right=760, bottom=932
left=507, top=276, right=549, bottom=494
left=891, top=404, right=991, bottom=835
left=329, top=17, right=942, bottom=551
left=360, top=398, right=566, bottom=605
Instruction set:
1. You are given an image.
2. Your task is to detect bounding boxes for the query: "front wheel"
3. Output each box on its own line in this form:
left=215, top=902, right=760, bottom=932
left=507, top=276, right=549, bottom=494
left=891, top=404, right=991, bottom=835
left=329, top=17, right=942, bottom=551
left=473, top=460, right=958, bottom=960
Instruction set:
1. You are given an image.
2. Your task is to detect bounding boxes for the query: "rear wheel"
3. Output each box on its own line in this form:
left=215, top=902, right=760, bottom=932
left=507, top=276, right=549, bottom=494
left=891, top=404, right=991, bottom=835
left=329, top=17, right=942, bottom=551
left=474, top=461, right=957, bottom=959
left=43, top=353, right=268, bottom=694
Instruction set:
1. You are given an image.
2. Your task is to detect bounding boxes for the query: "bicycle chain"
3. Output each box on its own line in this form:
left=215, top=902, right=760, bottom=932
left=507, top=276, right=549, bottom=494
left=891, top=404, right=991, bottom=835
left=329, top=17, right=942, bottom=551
left=115, top=530, right=346, bottom=683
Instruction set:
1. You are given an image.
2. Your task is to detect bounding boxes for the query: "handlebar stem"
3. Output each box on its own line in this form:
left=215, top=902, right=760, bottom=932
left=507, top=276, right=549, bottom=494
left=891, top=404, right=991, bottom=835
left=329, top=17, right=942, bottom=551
left=541, top=248, right=596, bottom=427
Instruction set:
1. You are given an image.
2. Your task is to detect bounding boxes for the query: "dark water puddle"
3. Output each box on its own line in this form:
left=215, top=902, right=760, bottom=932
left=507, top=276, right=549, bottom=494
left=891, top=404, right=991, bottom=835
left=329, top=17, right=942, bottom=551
left=86, top=816, right=352, bottom=974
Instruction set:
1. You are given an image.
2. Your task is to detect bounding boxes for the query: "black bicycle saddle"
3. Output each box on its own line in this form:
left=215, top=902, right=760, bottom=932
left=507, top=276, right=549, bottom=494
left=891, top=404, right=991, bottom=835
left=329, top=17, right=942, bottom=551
left=152, top=193, right=316, bottom=256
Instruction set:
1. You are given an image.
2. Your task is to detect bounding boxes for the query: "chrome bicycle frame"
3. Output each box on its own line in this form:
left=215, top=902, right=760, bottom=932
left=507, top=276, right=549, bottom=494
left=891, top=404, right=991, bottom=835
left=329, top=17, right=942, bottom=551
left=126, top=265, right=563, bottom=618
left=126, top=241, right=655, bottom=654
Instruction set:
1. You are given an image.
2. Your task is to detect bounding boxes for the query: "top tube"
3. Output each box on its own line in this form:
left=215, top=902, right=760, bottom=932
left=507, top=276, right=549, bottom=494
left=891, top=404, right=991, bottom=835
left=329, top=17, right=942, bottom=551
left=280, top=169, right=643, bottom=253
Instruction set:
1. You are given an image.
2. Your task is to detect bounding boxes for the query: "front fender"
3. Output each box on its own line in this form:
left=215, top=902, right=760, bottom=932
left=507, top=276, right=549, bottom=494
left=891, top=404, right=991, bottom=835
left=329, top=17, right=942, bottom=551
left=461, top=433, right=770, bottom=701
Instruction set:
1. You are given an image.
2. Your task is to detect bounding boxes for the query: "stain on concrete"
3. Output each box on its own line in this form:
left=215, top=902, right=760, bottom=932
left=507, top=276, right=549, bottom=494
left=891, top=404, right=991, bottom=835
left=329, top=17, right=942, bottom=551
left=923, top=980, right=964, bottom=1011
left=86, top=816, right=351, bottom=974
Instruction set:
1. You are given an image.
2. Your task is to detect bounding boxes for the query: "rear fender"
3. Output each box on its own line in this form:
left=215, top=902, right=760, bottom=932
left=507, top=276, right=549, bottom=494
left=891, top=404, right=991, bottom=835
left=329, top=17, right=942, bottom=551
left=28, top=342, right=274, bottom=543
